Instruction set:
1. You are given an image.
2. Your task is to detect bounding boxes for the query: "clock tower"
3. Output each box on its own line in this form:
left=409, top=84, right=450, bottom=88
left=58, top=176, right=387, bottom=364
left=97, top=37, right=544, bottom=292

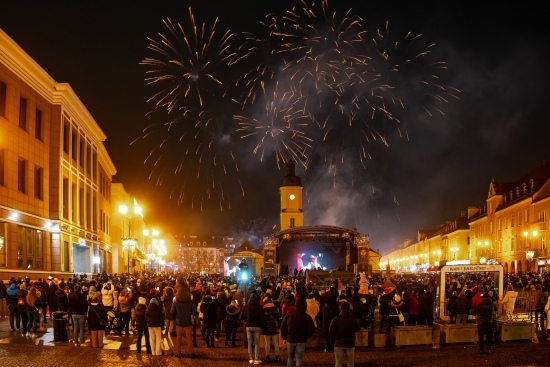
left=280, top=160, right=303, bottom=230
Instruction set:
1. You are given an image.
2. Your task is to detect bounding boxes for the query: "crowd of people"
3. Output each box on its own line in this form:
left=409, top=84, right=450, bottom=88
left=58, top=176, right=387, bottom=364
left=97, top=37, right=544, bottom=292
left=0, top=269, right=549, bottom=365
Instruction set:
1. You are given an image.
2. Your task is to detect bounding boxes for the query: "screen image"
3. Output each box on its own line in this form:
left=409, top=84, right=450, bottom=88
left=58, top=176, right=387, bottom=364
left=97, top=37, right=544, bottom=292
left=278, top=242, right=348, bottom=272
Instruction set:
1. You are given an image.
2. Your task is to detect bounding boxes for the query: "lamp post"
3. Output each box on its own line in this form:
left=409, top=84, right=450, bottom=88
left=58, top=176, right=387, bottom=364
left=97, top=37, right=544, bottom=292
left=477, top=240, right=490, bottom=263
left=119, top=202, right=142, bottom=274
left=524, top=230, right=538, bottom=270
left=432, top=250, right=441, bottom=267
left=450, top=247, right=458, bottom=261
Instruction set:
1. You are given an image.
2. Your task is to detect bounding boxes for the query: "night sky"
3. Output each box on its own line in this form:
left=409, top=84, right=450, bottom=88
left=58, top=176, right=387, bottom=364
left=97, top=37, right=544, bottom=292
left=2, top=1, right=550, bottom=255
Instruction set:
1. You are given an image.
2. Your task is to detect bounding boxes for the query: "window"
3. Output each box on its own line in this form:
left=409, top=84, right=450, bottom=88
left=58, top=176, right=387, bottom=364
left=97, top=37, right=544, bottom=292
left=511, top=238, right=515, bottom=252
left=290, top=218, right=295, bottom=228
left=62, top=178, right=69, bottom=219
left=34, top=165, right=43, bottom=200
left=18, top=158, right=27, bottom=193
left=34, top=108, right=43, bottom=140
left=63, top=121, right=70, bottom=154
left=541, top=210, right=546, bottom=223
left=0, top=149, right=4, bottom=187
left=0, top=222, right=6, bottom=268
left=71, top=131, right=78, bottom=161
left=0, top=81, right=6, bottom=117
left=63, top=240, right=70, bottom=272
left=19, top=97, right=27, bottom=131
left=79, top=137, right=85, bottom=168
left=542, top=237, right=546, bottom=251
left=17, top=226, right=43, bottom=270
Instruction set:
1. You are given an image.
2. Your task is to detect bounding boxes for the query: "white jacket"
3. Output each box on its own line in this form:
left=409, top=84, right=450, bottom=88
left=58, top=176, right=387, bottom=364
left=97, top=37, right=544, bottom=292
left=500, top=290, right=518, bottom=313
left=306, top=298, right=320, bottom=327
left=101, top=286, right=114, bottom=307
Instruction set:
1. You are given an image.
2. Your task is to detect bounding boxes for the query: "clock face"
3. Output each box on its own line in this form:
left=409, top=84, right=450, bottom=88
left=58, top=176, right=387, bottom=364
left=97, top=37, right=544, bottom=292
left=289, top=194, right=295, bottom=200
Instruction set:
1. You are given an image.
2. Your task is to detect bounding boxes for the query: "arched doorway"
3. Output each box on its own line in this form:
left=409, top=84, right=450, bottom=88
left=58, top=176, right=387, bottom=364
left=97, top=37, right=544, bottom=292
left=511, top=260, right=516, bottom=273
left=518, top=260, right=523, bottom=273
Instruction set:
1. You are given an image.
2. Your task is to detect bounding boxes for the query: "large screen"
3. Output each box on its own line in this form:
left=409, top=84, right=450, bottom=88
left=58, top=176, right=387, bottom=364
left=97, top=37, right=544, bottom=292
left=278, top=242, right=349, bottom=273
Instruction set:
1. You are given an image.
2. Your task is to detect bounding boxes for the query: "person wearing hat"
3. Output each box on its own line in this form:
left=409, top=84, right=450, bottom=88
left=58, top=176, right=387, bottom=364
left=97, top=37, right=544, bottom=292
left=472, top=292, right=497, bottom=354
left=146, top=289, right=165, bottom=355
left=215, top=290, right=231, bottom=342
left=387, top=293, right=404, bottom=335
left=87, top=295, right=107, bottom=348
left=135, top=297, right=152, bottom=354
left=329, top=301, right=360, bottom=367
left=281, top=298, right=316, bottom=367
left=499, top=285, right=518, bottom=322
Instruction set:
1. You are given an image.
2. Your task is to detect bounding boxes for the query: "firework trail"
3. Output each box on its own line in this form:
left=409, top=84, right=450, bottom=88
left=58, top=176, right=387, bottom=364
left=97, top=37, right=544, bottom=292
left=138, top=0, right=459, bottom=212
left=137, top=7, right=244, bottom=211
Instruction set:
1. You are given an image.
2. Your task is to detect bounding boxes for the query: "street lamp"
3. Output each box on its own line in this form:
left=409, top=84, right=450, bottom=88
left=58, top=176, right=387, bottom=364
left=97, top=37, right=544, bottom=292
left=432, top=250, right=441, bottom=266
left=119, top=202, right=142, bottom=274
left=477, top=240, right=490, bottom=261
left=450, top=247, right=458, bottom=261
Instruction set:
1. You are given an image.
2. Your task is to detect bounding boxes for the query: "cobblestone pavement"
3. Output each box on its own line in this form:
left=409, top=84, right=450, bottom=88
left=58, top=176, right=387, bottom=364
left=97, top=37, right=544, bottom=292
left=0, top=316, right=547, bottom=367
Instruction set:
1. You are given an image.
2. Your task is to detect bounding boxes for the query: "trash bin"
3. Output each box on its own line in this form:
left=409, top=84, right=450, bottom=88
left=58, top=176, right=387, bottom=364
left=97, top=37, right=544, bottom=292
left=52, top=311, right=68, bottom=342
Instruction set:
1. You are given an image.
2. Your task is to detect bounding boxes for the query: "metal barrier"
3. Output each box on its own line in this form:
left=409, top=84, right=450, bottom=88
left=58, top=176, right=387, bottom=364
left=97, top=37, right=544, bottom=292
left=513, top=291, right=533, bottom=321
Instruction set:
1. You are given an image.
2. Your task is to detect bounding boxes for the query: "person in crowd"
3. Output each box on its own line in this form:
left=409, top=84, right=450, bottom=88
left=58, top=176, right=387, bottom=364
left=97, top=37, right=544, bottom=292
left=135, top=296, right=152, bottom=354
left=118, top=287, right=132, bottom=336
left=329, top=301, right=361, bottom=367
left=387, top=294, right=404, bottom=334
left=262, top=293, right=281, bottom=362
left=6, top=281, right=21, bottom=332
left=56, top=285, right=68, bottom=313
left=87, top=295, right=107, bottom=348
left=280, top=298, right=316, bottom=367
left=225, top=299, right=241, bottom=347
left=101, top=281, right=115, bottom=311
left=171, top=276, right=196, bottom=358
left=0, top=279, right=7, bottom=319
left=47, top=279, right=59, bottom=316
left=242, top=291, right=265, bottom=364
left=305, top=292, right=320, bottom=328
left=25, top=286, right=41, bottom=338
left=146, top=289, right=164, bottom=356
left=34, top=279, right=48, bottom=324
left=68, top=285, right=88, bottom=347
left=378, top=288, right=393, bottom=334
left=446, top=291, right=458, bottom=324
left=456, top=289, right=470, bottom=325
left=472, top=292, right=496, bottom=354
left=215, top=289, right=231, bottom=341
left=200, top=292, right=219, bottom=347
left=281, top=291, right=296, bottom=318
left=418, top=286, right=435, bottom=327
left=499, top=284, right=518, bottom=322
left=16, top=283, right=30, bottom=337
left=163, top=286, right=175, bottom=336
left=322, top=289, right=339, bottom=353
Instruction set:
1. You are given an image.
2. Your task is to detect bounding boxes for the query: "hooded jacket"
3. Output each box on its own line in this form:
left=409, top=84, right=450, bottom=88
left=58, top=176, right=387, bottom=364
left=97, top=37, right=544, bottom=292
left=146, top=297, right=164, bottom=328
left=329, top=307, right=360, bottom=348
left=242, top=292, right=265, bottom=328
left=6, top=282, right=19, bottom=305
left=280, top=299, right=316, bottom=343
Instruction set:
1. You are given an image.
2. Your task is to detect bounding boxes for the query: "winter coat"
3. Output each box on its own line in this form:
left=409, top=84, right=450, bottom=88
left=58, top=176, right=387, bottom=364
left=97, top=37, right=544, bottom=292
left=216, top=292, right=231, bottom=321
left=118, top=292, right=131, bottom=313
left=472, top=297, right=495, bottom=326
left=322, top=298, right=339, bottom=335
left=101, top=284, right=115, bottom=307
left=200, top=295, right=219, bottom=325
left=225, top=303, right=241, bottom=328
left=68, top=292, right=88, bottom=315
left=456, top=293, right=470, bottom=315
left=281, top=296, right=296, bottom=318
left=56, top=289, right=69, bottom=312
left=446, top=295, right=458, bottom=315
left=47, top=283, right=59, bottom=312
left=0, top=281, right=7, bottom=300
left=17, top=289, right=29, bottom=313
left=280, top=299, right=316, bottom=343
left=146, top=298, right=164, bottom=328
left=6, top=283, right=19, bottom=305
left=88, top=303, right=108, bottom=331
left=499, top=290, right=518, bottom=313
left=262, top=301, right=280, bottom=336
left=242, top=293, right=265, bottom=328
left=163, top=288, right=175, bottom=321
left=171, top=298, right=196, bottom=328
left=135, top=303, right=147, bottom=329
left=329, top=309, right=361, bottom=348
left=306, top=297, right=320, bottom=327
